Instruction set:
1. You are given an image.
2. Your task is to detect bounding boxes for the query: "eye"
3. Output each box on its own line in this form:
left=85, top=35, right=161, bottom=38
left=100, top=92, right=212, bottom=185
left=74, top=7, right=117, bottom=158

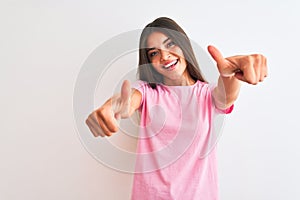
left=148, top=51, right=158, bottom=58
left=166, top=41, right=175, bottom=48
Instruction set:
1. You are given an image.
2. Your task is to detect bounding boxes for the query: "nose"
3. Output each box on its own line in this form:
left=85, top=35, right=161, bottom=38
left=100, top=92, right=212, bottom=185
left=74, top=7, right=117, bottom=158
left=160, top=49, right=170, bottom=61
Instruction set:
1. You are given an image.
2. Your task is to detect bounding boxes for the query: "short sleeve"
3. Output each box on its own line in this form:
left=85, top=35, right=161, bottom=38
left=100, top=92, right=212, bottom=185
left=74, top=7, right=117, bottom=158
left=215, top=103, right=234, bottom=114
left=131, top=80, right=148, bottom=108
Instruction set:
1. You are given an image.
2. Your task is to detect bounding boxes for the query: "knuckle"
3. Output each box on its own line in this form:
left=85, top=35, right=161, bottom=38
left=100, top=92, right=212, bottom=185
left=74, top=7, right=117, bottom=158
left=110, top=125, right=119, bottom=133
left=250, top=54, right=263, bottom=63
left=97, top=108, right=107, bottom=120
left=250, top=80, right=258, bottom=85
left=105, top=130, right=115, bottom=137
left=91, top=130, right=99, bottom=137
left=247, top=77, right=257, bottom=85
left=106, top=133, right=112, bottom=137
left=87, top=113, right=93, bottom=121
left=85, top=118, right=90, bottom=126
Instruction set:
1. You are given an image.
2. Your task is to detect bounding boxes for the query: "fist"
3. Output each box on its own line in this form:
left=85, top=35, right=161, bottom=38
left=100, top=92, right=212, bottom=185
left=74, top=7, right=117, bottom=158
left=85, top=80, right=132, bottom=137
left=208, top=45, right=268, bottom=84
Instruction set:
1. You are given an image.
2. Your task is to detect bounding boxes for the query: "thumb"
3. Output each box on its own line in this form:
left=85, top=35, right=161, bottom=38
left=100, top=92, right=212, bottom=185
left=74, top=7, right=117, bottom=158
left=208, top=45, right=236, bottom=77
left=120, top=80, right=131, bottom=104
left=114, top=80, right=131, bottom=120
left=207, top=45, right=226, bottom=65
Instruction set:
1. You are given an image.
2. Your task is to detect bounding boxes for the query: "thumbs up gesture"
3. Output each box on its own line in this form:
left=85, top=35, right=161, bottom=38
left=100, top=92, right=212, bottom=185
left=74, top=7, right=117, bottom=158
left=207, top=45, right=268, bottom=84
left=85, top=80, right=132, bottom=137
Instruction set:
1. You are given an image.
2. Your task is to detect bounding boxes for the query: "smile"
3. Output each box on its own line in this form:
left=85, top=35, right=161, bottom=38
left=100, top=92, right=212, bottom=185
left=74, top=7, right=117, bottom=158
left=163, top=59, right=178, bottom=70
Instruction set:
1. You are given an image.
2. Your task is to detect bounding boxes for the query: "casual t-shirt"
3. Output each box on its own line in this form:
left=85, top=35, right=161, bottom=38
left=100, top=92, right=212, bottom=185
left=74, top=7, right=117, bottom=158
left=131, top=80, right=233, bottom=200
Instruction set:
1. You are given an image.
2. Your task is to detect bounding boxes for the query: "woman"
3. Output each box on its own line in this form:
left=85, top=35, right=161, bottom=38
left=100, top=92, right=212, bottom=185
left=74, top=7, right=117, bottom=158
left=86, top=17, right=267, bottom=200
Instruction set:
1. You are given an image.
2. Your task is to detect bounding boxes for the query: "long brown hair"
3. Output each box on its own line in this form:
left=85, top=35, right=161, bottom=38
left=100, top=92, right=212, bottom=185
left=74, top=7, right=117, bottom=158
left=137, top=17, right=206, bottom=89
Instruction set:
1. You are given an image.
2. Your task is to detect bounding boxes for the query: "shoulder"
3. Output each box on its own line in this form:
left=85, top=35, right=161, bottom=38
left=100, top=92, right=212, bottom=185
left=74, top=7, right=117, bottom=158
left=194, top=80, right=214, bottom=94
left=131, top=80, right=148, bottom=89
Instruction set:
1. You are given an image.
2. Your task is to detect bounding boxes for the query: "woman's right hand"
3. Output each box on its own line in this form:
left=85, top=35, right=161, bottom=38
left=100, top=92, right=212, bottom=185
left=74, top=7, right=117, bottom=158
left=85, top=80, right=133, bottom=137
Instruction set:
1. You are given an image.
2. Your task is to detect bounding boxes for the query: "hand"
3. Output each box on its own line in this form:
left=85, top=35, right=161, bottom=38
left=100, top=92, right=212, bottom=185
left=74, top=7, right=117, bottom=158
left=208, top=45, right=268, bottom=84
left=85, top=80, right=132, bottom=137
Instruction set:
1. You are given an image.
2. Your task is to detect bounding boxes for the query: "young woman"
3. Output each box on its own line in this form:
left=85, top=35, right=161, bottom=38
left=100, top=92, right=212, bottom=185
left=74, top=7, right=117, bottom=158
left=86, top=17, right=267, bottom=200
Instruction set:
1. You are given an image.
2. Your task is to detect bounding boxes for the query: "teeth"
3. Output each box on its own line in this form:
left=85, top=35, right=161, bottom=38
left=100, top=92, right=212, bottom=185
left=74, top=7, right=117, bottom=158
left=163, top=60, right=177, bottom=69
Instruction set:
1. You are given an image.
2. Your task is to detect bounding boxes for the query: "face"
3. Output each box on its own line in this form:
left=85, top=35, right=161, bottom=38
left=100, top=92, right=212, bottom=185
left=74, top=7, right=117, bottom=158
left=146, top=32, right=190, bottom=85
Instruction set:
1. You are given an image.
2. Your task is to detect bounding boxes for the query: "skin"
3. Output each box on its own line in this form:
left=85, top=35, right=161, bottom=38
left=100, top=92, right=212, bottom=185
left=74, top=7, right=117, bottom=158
left=86, top=32, right=268, bottom=137
left=146, top=32, right=194, bottom=86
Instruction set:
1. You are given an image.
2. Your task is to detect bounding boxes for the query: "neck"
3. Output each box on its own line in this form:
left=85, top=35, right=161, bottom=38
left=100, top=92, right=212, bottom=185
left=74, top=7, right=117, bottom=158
left=163, top=71, right=195, bottom=86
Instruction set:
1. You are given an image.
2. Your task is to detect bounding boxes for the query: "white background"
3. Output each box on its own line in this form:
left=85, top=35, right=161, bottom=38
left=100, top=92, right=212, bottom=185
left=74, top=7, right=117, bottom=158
left=1, top=0, right=300, bottom=199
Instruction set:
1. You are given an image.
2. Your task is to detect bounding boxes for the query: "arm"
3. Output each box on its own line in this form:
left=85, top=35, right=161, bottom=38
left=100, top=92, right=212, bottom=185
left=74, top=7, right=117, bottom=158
left=208, top=45, right=268, bottom=110
left=213, top=75, right=241, bottom=110
left=85, top=80, right=142, bottom=137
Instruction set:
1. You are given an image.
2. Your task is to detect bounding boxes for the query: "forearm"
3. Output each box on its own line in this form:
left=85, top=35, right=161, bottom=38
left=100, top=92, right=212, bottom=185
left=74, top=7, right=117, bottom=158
left=128, top=89, right=142, bottom=117
left=213, top=75, right=241, bottom=109
left=108, top=88, right=142, bottom=119
left=208, top=45, right=267, bottom=110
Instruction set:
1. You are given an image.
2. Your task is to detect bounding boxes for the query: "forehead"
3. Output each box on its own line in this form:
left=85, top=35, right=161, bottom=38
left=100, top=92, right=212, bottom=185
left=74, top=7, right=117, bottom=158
left=146, top=32, right=169, bottom=48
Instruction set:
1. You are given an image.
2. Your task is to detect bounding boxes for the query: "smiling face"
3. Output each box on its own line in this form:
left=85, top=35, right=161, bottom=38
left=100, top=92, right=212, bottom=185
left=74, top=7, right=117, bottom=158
left=146, top=32, right=194, bottom=86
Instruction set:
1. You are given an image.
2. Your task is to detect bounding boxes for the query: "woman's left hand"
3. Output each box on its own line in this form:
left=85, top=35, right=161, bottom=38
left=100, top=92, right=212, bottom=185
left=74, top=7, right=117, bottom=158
left=207, top=45, right=268, bottom=84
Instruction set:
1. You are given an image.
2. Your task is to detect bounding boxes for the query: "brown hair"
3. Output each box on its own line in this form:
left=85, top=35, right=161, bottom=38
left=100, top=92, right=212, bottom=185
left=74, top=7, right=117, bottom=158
left=137, top=17, right=206, bottom=89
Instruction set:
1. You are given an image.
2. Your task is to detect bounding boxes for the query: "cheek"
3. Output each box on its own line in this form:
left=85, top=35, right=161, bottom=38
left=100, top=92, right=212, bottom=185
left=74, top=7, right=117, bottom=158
left=150, top=60, right=161, bottom=70
left=150, top=56, right=161, bottom=65
left=181, top=57, right=187, bottom=66
left=178, top=50, right=185, bottom=58
left=171, top=47, right=185, bottom=58
left=173, top=49, right=186, bottom=63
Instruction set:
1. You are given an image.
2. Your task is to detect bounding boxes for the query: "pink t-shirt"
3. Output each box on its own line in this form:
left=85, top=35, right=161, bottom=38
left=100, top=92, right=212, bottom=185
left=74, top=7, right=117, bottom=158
left=131, top=80, right=233, bottom=200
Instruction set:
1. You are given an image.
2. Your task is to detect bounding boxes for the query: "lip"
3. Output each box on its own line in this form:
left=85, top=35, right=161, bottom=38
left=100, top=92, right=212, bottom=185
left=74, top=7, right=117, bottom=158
left=162, top=59, right=178, bottom=70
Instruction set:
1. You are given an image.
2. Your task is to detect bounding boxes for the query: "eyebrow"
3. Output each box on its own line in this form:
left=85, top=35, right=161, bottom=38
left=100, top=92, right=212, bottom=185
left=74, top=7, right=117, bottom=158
left=163, top=37, right=170, bottom=44
left=146, top=37, right=171, bottom=53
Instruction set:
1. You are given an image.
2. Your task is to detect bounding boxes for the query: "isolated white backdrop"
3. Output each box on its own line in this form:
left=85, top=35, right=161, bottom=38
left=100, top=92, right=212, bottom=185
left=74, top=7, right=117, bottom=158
left=1, top=0, right=300, bottom=199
